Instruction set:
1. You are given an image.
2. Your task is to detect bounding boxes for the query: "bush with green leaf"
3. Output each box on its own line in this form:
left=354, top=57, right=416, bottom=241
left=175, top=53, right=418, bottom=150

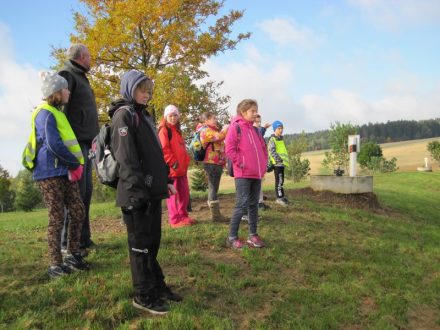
left=427, top=141, right=440, bottom=165
left=190, top=166, right=208, bottom=192
left=358, top=141, right=383, bottom=168
left=286, top=133, right=311, bottom=182
left=14, top=170, right=42, bottom=212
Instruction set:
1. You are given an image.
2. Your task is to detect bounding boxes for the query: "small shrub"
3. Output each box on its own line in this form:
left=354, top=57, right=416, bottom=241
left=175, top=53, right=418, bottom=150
left=190, top=166, right=208, bottom=191
left=358, top=142, right=383, bottom=168
left=427, top=141, right=440, bottom=164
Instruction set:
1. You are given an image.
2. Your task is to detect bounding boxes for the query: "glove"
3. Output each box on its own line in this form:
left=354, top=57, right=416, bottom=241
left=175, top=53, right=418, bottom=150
left=68, top=165, right=83, bottom=182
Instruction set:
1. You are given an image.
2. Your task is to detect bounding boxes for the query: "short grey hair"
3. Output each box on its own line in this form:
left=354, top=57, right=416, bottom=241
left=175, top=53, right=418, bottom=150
left=66, top=44, right=88, bottom=60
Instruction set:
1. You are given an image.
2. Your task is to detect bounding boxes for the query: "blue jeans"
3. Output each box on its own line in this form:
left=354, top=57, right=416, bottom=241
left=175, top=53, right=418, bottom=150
left=62, top=142, right=93, bottom=248
left=229, top=178, right=261, bottom=240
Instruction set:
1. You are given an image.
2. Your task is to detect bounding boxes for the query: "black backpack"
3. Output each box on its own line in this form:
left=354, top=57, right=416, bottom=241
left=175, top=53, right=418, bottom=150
left=89, top=106, right=139, bottom=188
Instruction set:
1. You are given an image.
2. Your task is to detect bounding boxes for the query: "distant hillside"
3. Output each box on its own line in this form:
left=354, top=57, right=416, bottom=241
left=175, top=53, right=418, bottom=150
left=284, top=118, right=440, bottom=151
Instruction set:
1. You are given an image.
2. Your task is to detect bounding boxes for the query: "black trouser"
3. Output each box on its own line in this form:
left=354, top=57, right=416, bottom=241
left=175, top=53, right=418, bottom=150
left=274, top=166, right=285, bottom=198
left=122, top=200, right=165, bottom=298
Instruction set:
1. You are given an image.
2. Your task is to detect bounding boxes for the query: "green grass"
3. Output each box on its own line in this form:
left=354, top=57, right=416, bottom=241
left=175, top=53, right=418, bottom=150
left=1, top=172, right=440, bottom=329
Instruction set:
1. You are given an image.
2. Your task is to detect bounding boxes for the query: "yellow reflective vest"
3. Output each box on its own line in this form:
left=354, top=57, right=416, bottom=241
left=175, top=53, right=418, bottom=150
left=269, top=136, right=290, bottom=168
left=22, top=102, right=84, bottom=170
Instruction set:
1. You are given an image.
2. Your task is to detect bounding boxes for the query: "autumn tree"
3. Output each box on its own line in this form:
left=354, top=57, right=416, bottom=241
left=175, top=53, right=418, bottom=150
left=53, top=0, right=249, bottom=134
left=321, top=122, right=357, bottom=173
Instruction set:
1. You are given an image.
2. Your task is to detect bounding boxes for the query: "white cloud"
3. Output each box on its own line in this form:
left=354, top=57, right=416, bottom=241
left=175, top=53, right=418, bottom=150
left=202, top=44, right=297, bottom=127
left=348, top=0, right=440, bottom=31
left=204, top=44, right=440, bottom=135
left=258, top=18, right=318, bottom=48
left=0, top=23, right=42, bottom=176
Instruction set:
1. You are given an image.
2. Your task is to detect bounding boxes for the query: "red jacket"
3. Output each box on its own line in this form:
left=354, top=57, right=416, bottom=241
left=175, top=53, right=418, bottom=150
left=158, top=122, right=190, bottom=178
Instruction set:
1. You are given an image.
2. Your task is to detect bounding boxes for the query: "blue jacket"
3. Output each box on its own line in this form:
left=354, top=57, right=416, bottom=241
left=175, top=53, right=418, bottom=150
left=32, top=109, right=81, bottom=181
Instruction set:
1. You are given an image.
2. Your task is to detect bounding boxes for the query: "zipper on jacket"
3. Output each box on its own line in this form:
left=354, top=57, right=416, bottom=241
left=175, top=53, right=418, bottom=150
left=248, top=130, right=262, bottom=178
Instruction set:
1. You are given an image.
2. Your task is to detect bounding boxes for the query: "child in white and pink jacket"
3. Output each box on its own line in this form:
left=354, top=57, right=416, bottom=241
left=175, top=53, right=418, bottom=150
left=225, top=99, right=268, bottom=249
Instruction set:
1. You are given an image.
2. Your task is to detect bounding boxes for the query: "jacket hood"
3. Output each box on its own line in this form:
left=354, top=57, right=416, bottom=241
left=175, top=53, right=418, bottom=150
left=108, top=98, right=130, bottom=118
left=119, top=70, right=149, bottom=103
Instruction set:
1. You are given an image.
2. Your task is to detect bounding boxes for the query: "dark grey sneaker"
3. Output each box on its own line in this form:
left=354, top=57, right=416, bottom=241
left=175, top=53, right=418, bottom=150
left=132, top=295, right=170, bottom=315
left=48, top=264, right=72, bottom=279
left=158, top=285, right=183, bottom=302
left=64, top=253, right=90, bottom=271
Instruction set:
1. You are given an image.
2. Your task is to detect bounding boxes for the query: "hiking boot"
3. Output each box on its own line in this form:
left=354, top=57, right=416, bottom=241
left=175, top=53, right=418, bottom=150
left=247, top=235, right=266, bottom=248
left=48, top=264, right=72, bottom=279
left=158, top=285, right=183, bottom=302
left=64, top=253, right=91, bottom=271
left=258, top=202, right=270, bottom=211
left=208, top=200, right=229, bottom=223
left=132, top=295, right=170, bottom=315
left=276, top=198, right=288, bottom=207
left=226, top=238, right=245, bottom=249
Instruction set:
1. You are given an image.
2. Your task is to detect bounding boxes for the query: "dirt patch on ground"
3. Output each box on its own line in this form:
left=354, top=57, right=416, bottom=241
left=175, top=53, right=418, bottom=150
left=91, top=187, right=383, bottom=234
left=290, top=187, right=381, bottom=211
left=408, top=305, right=440, bottom=330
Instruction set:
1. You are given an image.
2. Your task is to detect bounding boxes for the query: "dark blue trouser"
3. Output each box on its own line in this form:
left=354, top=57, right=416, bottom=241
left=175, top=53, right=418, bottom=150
left=62, top=142, right=93, bottom=248
left=229, top=178, right=261, bottom=240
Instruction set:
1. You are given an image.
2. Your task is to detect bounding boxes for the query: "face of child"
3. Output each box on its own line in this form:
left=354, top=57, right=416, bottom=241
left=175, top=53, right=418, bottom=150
left=206, top=115, right=217, bottom=127
left=61, top=88, right=70, bottom=104
left=275, top=126, right=283, bottom=136
left=134, top=86, right=151, bottom=105
left=242, top=106, right=258, bottom=122
left=166, top=113, right=179, bottom=126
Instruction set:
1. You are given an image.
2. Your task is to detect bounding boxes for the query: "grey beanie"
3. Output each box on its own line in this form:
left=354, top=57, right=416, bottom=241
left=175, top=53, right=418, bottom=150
left=40, top=71, right=68, bottom=98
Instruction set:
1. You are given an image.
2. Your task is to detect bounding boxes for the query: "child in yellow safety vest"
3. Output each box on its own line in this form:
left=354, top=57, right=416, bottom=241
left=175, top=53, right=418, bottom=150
left=22, top=72, right=89, bottom=279
left=268, top=120, right=290, bottom=206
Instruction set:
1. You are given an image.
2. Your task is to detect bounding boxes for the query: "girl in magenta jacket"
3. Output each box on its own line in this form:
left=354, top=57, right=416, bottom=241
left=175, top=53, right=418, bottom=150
left=225, top=99, right=268, bottom=249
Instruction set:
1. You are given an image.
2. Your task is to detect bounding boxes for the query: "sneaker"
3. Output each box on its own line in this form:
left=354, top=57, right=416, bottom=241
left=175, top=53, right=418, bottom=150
left=226, top=238, right=245, bottom=249
left=64, top=253, right=91, bottom=271
left=158, top=285, right=183, bottom=302
left=241, top=214, right=249, bottom=222
left=247, top=235, right=266, bottom=248
left=48, top=264, right=72, bottom=279
left=276, top=198, right=288, bottom=207
left=181, top=217, right=196, bottom=225
left=258, top=202, right=270, bottom=210
left=170, top=221, right=191, bottom=228
left=132, top=295, right=170, bottom=315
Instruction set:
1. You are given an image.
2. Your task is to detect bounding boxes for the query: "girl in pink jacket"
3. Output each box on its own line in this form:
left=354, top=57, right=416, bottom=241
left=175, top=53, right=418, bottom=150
left=225, top=99, right=268, bottom=249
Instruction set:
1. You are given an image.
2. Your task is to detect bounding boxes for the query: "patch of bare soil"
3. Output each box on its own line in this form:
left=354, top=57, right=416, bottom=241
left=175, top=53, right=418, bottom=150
left=408, top=305, right=440, bottom=330
left=91, top=187, right=383, bottom=234
left=289, top=187, right=381, bottom=211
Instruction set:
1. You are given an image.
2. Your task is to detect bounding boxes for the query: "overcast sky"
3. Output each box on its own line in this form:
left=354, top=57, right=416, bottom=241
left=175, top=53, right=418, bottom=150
left=1, top=0, right=440, bottom=175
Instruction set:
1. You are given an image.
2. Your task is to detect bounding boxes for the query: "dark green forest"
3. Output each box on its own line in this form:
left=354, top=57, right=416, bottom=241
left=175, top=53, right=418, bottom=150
left=285, top=118, right=440, bottom=151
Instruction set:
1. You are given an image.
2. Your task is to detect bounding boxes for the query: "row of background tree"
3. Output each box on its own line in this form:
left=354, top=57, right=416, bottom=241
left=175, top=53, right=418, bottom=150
left=285, top=118, right=440, bottom=151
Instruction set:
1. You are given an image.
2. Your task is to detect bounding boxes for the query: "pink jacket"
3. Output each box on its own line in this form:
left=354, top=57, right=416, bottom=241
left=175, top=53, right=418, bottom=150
left=225, top=116, right=268, bottom=179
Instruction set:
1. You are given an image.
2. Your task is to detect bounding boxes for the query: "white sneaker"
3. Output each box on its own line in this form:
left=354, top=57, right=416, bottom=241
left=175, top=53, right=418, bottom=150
left=276, top=198, right=288, bottom=207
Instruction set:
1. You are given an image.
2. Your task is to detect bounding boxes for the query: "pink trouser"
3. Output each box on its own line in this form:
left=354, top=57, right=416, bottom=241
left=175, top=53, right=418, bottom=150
left=166, top=176, right=190, bottom=224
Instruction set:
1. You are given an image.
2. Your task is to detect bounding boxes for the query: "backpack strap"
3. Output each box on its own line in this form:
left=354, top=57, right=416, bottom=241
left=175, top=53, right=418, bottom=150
left=113, top=105, right=139, bottom=128
left=159, top=125, right=172, bottom=141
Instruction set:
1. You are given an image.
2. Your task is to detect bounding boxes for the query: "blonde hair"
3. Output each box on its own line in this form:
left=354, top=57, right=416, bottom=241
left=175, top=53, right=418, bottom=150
left=236, top=99, right=258, bottom=115
left=46, top=91, right=63, bottom=107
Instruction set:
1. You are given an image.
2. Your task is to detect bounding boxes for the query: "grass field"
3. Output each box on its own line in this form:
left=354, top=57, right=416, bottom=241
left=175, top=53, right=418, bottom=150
left=303, top=137, right=440, bottom=175
left=1, top=171, right=440, bottom=329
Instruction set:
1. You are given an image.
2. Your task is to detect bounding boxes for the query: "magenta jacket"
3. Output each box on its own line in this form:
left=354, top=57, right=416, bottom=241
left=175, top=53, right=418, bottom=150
left=225, top=116, right=268, bottom=179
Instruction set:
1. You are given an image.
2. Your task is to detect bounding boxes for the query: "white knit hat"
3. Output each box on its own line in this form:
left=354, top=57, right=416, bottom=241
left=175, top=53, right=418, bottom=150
left=164, top=104, right=179, bottom=118
left=40, top=71, right=68, bottom=98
